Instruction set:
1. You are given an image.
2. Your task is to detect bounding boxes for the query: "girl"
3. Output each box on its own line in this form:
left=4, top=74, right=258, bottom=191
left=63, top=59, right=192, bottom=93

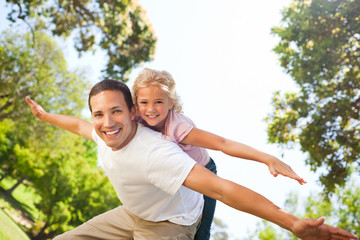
left=132, top=68, right=305, bottom=240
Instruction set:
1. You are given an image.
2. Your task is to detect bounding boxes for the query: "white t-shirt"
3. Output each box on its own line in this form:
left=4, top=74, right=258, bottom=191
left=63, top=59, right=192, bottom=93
left=92, top=123, right=204, bottom=225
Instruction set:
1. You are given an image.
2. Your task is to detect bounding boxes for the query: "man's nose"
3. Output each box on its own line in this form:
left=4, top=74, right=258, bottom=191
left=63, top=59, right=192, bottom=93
left=104, top=114, right=115, bottom=127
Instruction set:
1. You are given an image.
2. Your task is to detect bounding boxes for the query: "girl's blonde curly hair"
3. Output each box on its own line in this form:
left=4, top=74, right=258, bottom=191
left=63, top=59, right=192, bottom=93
left=132, top=68, right=183, bottom=113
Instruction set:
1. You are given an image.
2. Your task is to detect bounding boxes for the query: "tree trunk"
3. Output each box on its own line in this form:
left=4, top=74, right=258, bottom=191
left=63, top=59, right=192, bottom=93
left=30, top=224, right=56, bottom=240
left=6, top=176, right=26, bottom=194
left=0, top=173, right=7, bottom=182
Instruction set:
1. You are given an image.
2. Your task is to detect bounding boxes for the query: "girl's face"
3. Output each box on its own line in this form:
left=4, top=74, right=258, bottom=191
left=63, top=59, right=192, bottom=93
left=136, top=85, right=173, bottom=132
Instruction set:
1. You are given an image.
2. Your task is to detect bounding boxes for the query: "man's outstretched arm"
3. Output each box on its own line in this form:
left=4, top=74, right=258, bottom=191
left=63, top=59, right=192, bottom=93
left=183, top=164, right=358, bottom=240
left=25, top=96, right=93, bottom=140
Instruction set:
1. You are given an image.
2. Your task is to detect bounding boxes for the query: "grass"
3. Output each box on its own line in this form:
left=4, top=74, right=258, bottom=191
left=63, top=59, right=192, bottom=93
left=0, top=177, right=41, bottom=240
left=0, top=178, right=40, bottom=220
left=0, top=208, right=30, bottom=240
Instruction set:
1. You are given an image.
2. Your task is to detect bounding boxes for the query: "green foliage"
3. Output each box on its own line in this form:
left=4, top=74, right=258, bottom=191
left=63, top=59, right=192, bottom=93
left=0, top=28, right=88, bottom=191
left=4, top=0, right=157, bottom=81
left=0, top=29, right=88, bottom=123
left=266, top=0, right=360, bottom=195
left=211, top=217, right=230, bottom=240
left=0, top=176, right=40, bottom=220
left=0, top=29, right=120, bottom=239
left=26, top=132, right=120, bottom=238
left=244, top=220, right=292, bottom=240
left=247, top=180, right=360, bottom=239
left=0, top=119, right=120, bottom=239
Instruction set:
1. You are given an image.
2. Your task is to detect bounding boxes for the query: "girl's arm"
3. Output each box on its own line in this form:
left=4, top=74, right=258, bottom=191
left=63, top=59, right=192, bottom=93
left=25, top=96, right=93, bottom=140
left=183, top=164, right=357, bottom=240
left=181, top=127, right=305, bottom=184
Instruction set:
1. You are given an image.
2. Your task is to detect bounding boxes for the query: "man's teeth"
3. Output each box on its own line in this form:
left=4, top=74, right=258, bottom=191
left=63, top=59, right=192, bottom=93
left=106, top=129, right=120, bottom=135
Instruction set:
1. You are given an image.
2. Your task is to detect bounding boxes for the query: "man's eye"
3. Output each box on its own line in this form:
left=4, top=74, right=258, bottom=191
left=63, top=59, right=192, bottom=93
left=156, top=101, right=163, bottom=104
left=114, top=110, right=122, bottom=114
left=94, top=114, right=102, bottom=117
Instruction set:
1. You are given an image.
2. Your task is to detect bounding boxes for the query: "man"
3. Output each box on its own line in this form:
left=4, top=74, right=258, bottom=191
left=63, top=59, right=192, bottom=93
left=25, top=79, right=357, bottom=240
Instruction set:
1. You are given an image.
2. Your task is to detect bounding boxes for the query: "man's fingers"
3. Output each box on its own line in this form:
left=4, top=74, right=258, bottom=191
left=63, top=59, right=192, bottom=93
left=25, top=96, right=36, bottom=106
left=25, top=96, right=31, bottom=104
left=315, top=217, right=325, bottom=226
left=330, top=228, right=358, bottom=240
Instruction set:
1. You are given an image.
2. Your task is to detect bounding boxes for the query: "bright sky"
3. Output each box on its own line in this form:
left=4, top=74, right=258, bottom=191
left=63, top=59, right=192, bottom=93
left=1, top=0, right=325, bottom=239
left=123, top=1, right=322, bottom=238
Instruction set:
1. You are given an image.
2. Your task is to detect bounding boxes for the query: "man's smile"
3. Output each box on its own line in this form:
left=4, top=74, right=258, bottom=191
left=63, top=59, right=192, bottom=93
left=103, top=128, right=121, bottom=137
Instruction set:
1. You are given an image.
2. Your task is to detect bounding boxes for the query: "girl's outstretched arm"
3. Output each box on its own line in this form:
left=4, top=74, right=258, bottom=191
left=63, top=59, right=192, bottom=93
left=25, top=96, right=93, bottom=140
left=181, top=128, right=306, bottom=184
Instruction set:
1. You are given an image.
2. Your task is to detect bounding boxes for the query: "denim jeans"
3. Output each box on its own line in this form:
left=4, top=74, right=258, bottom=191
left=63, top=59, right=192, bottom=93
left=194, top=158, right=217, bottom=240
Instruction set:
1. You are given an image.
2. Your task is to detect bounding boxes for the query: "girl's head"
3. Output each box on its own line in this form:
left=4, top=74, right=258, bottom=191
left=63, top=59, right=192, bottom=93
left=132, top=68, right=182, bottom=131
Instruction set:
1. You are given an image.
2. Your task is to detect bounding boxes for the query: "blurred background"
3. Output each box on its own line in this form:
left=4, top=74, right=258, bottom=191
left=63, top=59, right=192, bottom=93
left=1, top=0, right=359, bottom=239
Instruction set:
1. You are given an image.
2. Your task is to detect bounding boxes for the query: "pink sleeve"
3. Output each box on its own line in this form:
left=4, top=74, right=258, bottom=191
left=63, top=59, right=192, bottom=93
left=163, top=111, right=195, bottom=144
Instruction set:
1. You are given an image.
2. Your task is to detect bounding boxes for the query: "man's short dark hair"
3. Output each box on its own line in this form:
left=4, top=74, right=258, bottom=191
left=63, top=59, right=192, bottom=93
left=88, top=79, right=133, bottom=112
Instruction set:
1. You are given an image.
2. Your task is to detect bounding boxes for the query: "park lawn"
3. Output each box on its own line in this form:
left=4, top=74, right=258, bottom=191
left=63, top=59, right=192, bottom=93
left=0, top=178, right=41, bottom=240
left=0, top=208, right=30, bottom=240
left=0, top=177, right=41, bottom=219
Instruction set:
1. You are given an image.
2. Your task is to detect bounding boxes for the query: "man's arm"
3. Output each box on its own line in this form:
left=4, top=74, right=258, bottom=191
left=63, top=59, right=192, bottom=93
left=25, top=96, right=93, bottom=140
left=182, top=128, right=306, bottom=184
left=183, top=164, right=357, bottom=240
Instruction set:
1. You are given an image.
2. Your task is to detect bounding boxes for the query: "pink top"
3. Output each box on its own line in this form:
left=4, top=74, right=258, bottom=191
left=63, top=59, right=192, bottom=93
left=136, top=110, right=210, bottom=166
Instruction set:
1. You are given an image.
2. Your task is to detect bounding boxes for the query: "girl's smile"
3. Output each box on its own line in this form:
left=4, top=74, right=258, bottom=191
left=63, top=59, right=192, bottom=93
left=136, top=85, right=173, bottom=132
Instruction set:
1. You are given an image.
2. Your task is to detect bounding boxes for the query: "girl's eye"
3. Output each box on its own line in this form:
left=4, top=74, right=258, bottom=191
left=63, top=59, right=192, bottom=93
left=156, top=101, right=163, bottom=104
left=139, top=101, right=147, bottom=105
left=114, top=110, right=122, bottom=114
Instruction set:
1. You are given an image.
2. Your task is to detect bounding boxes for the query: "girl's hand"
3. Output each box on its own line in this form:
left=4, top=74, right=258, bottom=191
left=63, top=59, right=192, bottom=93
left=267, top=157, right=306, bottom=185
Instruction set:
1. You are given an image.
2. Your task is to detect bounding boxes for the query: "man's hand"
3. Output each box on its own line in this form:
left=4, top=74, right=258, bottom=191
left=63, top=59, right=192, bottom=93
left=267, top=157, right=307, bottom=185
left=292, top=217, right=358, bottom=240
left=25, top=96, right=47, bottom=120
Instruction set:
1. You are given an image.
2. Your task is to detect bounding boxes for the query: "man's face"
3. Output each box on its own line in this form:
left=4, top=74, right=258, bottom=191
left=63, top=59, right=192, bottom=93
left=90, top=90, right=136, bottom=151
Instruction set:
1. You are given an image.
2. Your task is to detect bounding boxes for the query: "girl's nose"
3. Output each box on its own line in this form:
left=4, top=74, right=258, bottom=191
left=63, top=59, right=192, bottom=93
left=148, top=104, right=156, bottom=112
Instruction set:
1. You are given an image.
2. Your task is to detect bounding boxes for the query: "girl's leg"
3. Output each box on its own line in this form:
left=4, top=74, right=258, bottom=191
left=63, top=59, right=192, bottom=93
left=194, top=158, right=217, bottom=240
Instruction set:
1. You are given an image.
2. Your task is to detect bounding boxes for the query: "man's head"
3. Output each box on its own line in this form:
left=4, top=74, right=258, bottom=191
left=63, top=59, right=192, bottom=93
left=89, top=79, right=137, bottom=151
left=89, top=79, right=133, bottom=112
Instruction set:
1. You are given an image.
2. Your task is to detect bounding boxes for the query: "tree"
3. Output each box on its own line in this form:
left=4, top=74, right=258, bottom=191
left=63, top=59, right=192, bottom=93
left=26, top=132, right=120, bottom=240
left=0, top=119, right=16, bottom=182
left=265, top=0, right=360, bottom=195
left=244, top=220, right=289, bottom=240
left=0, top=29, right=88, bottom=122
left=247, top=180, right=360, bottom=239
left=0, top=119, right=120, bottom=240
left=0, top=29, right=120, bottom=239
left=211, top=217, right=230, bottom=240
left=4, top=0, right=157, bottom=81
left=0, top=28, right=87, bottom=189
